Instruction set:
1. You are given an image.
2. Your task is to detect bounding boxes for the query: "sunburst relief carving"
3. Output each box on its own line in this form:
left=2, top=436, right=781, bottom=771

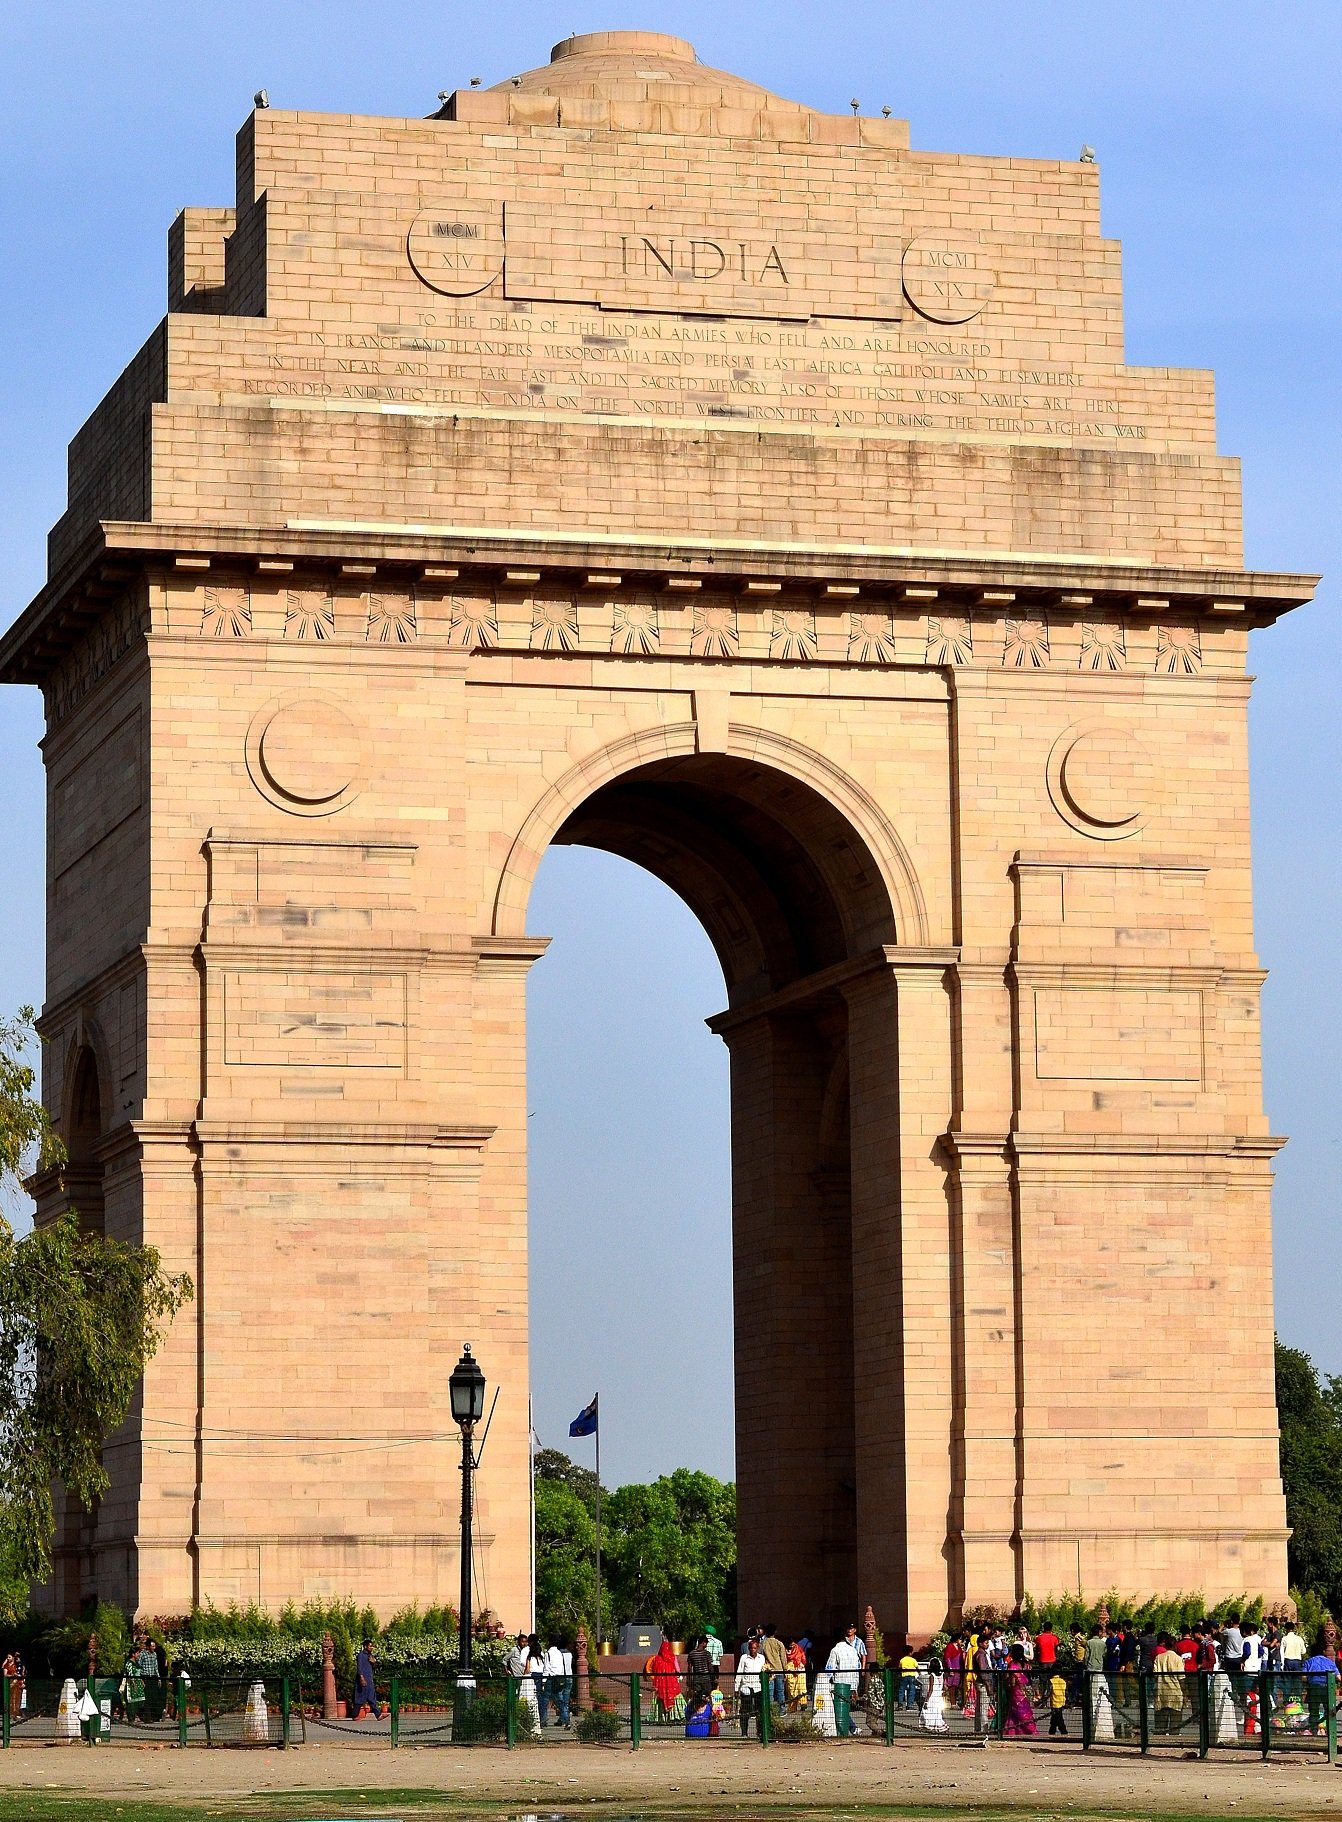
left=530, top=595, right=580, bottom=652
left=690, top=601, right=739, bottom=659
left=1003, top=615, right=1050, bottom=668
left=1080, top=622, right=1126, bottom=671
left=847, top=611, right=897, bottom=664
left=769, top=608, right=817, bottom=662
left=366, top=593, right=417, bottom=644
left=1156, top=624, right=1202, bottom=674
left=926, top=614, right=973, bottom=666
left=284, top=591, right=335, bottom=641
left=447, top=594, right=498, bottom=650
left=201, top=586, right=251, bottom=638
left=611, top=595, right=660, bottom=656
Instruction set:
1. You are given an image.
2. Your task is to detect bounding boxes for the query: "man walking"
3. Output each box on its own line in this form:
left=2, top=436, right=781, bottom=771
left=826, top=1624, right=863, bottom=1738
left=762, top=1623, right=788, bottom=1714
left=973, top=1632, right=994, bottom=1736
left=736, top=1633, right=767, bottom=1737
left=544, top=1636, right=571, bottom=1727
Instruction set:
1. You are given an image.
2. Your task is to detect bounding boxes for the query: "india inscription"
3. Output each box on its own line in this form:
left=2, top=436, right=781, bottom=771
left=0, top=28, right=1316, bottom=1641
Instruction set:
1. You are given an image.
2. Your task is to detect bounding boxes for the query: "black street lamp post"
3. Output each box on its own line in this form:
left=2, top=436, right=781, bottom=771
left=449, top=1342, right=487, bottom=1688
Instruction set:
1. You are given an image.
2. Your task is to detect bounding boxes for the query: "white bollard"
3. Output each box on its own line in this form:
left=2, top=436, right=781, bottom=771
left=55, top=1677, right=80, bottom=1741
left=242, top=1679, right=269, bottom=1743
left=811, top=1670, right=837, bottom=1736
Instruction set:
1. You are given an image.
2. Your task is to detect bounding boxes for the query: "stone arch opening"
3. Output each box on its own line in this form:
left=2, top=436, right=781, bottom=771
left=531, top=751, right=910, bottom=1636
left=63, top=1044, right=106, bottom=1237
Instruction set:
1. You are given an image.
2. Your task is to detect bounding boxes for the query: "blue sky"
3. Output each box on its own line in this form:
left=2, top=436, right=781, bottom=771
left=2, top=2, right=1339, bottom=1486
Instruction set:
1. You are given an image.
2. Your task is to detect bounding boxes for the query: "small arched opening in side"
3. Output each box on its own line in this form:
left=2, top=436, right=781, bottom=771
left=63, top=1044, right=106, bottom=1237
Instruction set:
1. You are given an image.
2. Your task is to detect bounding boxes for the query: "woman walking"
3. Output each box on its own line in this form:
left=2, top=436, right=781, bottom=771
left=920, top=1655, right=948, bottom=1734
left=1002, top=1644, right=1038, bottom=1737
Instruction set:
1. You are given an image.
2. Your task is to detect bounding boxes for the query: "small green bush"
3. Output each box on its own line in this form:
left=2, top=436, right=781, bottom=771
left=769, top=1714, right=821, bottom=1744
left=574, top=1704, right=623, bottom=1743
left=453, top=1687, right=509, bottom=1742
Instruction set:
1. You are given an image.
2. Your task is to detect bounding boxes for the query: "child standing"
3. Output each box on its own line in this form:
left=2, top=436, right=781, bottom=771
left=1049, top=1670, right=1069, bottom=1736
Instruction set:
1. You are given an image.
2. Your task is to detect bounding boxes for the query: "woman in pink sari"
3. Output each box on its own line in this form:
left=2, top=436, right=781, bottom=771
left=1003, top=1643, right=1038, bottom=1737
left=943, top=1635, right=964, bottom=1706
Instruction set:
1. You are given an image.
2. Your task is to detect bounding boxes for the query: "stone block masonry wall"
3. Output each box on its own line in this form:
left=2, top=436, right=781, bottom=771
left=3, top=30, right=1309, bottom=1634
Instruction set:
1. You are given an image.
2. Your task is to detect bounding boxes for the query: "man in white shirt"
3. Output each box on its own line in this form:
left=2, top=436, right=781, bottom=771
left=544, top=1638, right=571, bottom=1727
left=736, top=1634, right=767, bottom=1737
left=825, top=1624, right=862, bottom=1737
left=1281, top=1624, right=1306, bottom=1672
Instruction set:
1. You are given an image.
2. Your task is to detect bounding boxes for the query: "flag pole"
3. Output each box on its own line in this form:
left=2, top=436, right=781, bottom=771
left=594, top=1397, right=602, bottom=1654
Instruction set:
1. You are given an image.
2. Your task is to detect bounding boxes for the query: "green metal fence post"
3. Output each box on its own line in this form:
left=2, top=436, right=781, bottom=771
left=761, top=1675, right=773, bottom=1746
left=1197, top=1672, right=1210, bottom=1760
left=203, top=1688, right=212, bottom=1748
left=994, top=1671, right=1005, bottom=1739
left=630, top=1673, right=641, bottom=1749
left=1081, top=1673, right=1093, bottom=1750
left=2, top=1677, right=9, bottom=1748
left=884, top=1666, right=895, bottom=1746
left=390, top=1676, right=399, bottom=1749
left=1260, top=1667, right=1270, bottom=1761
left=1138, top=1671, right=1150, bottom=1754
left=281, top=1676, right=290, bottom=1749
left=1327, top=1672, right=1337, bottom=1767
left=176, top=1678, right=188, bottom=1748
left=506, top=1675, right=517, bottom=1748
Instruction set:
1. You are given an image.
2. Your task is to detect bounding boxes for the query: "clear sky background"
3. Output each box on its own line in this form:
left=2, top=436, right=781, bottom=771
left=2, top=2, right=1338, bottom=1489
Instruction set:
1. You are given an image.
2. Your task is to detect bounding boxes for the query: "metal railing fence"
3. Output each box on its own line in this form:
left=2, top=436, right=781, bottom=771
left=0, top=1663, right=1332, bottom=1758
left=0, top=1673, right=299, bottom=1746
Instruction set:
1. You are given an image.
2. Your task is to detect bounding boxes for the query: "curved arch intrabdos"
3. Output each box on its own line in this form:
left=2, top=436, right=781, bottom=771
left=493, top=724, right=928, bottom=988
left=551, top=752, right=898, bottom=1002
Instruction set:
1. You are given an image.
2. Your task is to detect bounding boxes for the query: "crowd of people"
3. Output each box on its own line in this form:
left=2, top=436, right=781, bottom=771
left=503, top=1631, right=577, bottom=1728
left=603, top=1612, right=1342, bottom=1742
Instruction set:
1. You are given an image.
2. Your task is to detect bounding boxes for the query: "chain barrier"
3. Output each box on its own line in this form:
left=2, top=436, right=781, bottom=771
left=0, top=1661, right=1333, bottom=1758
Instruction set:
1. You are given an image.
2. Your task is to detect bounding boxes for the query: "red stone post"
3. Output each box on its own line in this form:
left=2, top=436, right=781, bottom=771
left=321, top=1630, right=338, bottom=1719
left=574, top=1626, right=592, bottom=1711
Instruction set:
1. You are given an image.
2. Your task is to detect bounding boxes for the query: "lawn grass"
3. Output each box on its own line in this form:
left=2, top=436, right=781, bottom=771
left=0, top=1795, right=1292, bottom=1822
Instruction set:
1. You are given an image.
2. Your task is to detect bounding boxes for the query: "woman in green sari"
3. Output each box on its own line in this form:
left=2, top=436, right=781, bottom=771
left=119, top=1651, right=145, bottom=1723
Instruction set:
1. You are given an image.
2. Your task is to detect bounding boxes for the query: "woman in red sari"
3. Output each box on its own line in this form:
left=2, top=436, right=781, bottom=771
left=650, top=1639, right=685, bottom=1721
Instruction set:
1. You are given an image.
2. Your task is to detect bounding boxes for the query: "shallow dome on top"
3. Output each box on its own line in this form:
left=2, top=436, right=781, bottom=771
left=492, top=29, right=812, bottom=114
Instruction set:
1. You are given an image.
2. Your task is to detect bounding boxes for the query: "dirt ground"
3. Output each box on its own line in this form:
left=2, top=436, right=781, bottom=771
left=0, top=1736, right=1338, bottom=1818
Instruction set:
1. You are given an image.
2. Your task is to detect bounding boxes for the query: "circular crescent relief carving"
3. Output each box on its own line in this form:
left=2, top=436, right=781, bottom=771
left=407, top=205, right=504, bottom=297
left=246, top=694, right=366, bottom=817
left=1046, top=720, right=1154, bottom=840
left=901, top=231, right=995, bottom=324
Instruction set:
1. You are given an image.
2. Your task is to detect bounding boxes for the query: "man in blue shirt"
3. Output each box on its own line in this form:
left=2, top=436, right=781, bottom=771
left=1302, top=1645, right=1336, bottom=1734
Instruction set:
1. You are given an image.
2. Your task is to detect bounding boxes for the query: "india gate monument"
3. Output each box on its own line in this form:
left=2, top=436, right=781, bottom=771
left=0, top=30, right=1315, bottom=1639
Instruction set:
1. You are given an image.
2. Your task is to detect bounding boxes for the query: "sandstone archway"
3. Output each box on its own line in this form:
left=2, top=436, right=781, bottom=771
left=0, top=26, right=1305, bottom=1637
left=509, top=742, right=954, bottom=1636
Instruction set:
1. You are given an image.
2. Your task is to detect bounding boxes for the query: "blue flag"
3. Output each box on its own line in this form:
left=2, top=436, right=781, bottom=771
left=569, top=1395, right=598, bottom=1438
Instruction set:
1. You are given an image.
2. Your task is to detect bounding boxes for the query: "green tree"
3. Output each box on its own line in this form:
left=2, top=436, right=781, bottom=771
left=1276, top=1336, right=1342, bottom=1617
left=604, top=1468, right=736, bottom=1639
left=534, top=1477, right=598, bottom=1641
left=534, top=1446, right=601, bottom=1518
left=0, top=1007, right=193, bottom=1581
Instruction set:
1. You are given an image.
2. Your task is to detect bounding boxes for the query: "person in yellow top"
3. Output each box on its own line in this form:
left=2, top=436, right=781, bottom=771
left=897, top=1649, right=920, bottom=1709
left=762, top=1624, right=789, bottom=1714
left=1048, top=1671, right=1069, bottom=1736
